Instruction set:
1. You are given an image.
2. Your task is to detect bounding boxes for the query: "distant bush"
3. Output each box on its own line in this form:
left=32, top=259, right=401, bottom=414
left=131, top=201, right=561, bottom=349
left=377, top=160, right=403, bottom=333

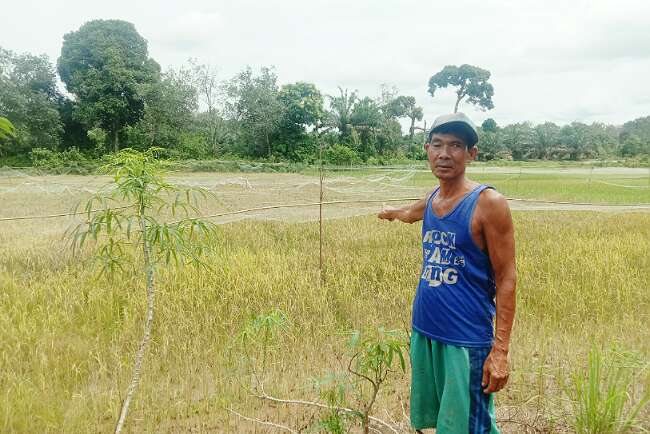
left=168, top=133, right=213, bottom=160
left=29, top=147, right=95, bottom=174
left=323, top=144, right=360, bottom=166
left=167, top=159, right=307, bottom=174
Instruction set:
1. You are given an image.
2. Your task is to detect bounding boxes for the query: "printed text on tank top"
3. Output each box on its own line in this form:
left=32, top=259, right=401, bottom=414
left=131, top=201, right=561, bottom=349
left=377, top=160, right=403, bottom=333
left=430, top=182, right=487, bottom=254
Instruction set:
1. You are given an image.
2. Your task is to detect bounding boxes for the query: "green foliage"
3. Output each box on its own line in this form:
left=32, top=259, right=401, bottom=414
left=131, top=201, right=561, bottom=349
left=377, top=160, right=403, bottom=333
left=226, top=66, right=285, bottom=158
left=428, top=64, right=495, bottom=112
left=87, top=127, right=107, bottom=151
left=346, top=328, right=407, bottom=381
left=620, top=134, right=650, bottom=157
left=233, top=310, right=291, bottom=386
left=237, top=309, right=290, bottom=350
left=70, top=148, right=215, bottom=274
left=501, top=122, right=534, bottom=160
left=474, top=120, right=628, bottom=161
left=621, top=116, right=650, bottom=143
left=0, top=47, right=63, bottom=154
left=323, top=144, right=360, bottom=166
left=279, top=82, right=324, bottom=129
left=312, top=373, right=356, bottom=433
left=0, top=116, right=16, bottom=140
left=567, top=346, right=650, bottom=434
left=29, top=147, right=92, bottom=173
left=57, top=20, right=160, bottom=152
left=327, top=87, right=358, bottom=140
left=477, top=129, right=504, bottom=161
left=167, top=132, right=212, bottom=159
left=129, top=66, right=198, bottom=150
left=482, top=118, right=498, bottom=132
left=67, top=148, right=215, bottom=432
left=388, top=96, right=424, bottom=141
left=276, top=82, right=324, bottom=159
left=345, top=327, right=407, bottom=433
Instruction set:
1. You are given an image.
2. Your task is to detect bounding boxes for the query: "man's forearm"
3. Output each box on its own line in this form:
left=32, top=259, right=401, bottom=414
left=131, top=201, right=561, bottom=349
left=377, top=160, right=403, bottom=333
left=380, top=207, right=418, bottom=223
left=492, top=279, right=516, bottom=353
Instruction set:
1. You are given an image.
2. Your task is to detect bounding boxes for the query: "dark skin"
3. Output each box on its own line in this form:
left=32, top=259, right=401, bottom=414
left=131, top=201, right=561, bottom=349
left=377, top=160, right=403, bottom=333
left=378, top=132, right=517, bottom=396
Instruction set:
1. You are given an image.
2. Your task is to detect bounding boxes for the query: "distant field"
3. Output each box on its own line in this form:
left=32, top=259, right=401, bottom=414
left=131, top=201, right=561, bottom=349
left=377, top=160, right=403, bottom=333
left=0, top=168, right=649, bottom=433
left=318, top=165, right=650, bottom=205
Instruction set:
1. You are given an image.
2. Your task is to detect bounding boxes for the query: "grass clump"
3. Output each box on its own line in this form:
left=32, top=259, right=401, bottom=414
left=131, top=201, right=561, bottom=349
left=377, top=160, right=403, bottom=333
left=568, top=346, right=649, bottom=433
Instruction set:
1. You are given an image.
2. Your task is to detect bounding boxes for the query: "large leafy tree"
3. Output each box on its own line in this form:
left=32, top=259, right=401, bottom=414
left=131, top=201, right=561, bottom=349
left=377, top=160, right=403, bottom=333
left=559, top=122, right=595, bottom=160
left=477, top=119, right=502, bottom=161
left=278, top=82, right=323, bottom=131
left=384, top=95, right=423, bottom=140
left=57, top=20, right=160, bottom=152
left=428, top=64, right=495, bottom=113
left=189, top=60, right=230, bottom=152
left=130, top=67, right=198, bottom=150
left=225, top=66, right=284, bottom=157
left=619, top=116, right=650, bottom=157
left=0, top=48, right=63, bottom=154
left=276, top=81, right=324, bottom=158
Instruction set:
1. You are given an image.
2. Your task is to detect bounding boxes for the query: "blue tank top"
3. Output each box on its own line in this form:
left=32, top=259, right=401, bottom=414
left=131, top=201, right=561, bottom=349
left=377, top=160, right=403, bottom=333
left=412, top=184, right=497, bottom=348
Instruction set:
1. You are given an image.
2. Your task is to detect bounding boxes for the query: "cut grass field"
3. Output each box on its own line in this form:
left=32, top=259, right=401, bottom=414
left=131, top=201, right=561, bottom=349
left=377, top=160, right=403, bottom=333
left=0, top=169, right=649, bottom=433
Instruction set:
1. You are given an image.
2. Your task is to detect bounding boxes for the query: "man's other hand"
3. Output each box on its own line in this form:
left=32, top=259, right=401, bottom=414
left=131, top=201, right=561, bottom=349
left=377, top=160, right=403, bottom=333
left=378, top=205, right=397, bottom=221
left=482, top=348, right=509, bottom=394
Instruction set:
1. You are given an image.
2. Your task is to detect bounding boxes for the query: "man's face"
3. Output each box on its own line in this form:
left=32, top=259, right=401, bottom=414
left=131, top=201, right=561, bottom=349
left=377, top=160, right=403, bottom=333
left=425, top=132, right=478, bottom=180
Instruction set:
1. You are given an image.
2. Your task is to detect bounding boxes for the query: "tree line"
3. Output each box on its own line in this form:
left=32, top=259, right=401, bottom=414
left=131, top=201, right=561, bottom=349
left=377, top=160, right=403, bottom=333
left=1, top=19, right=649, bottom=166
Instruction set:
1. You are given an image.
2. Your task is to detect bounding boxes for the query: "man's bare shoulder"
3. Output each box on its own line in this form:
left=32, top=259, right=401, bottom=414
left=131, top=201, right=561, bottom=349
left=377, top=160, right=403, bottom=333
left=477, top=188, right=511, bottom=223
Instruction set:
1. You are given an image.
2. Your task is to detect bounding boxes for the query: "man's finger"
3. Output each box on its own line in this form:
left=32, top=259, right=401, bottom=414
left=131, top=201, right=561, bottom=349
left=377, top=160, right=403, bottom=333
left=484, top=373, right=508, bottom=394
left=483, top=376, right=495, bottom=394
left=481, top=363, right=489, bottom=388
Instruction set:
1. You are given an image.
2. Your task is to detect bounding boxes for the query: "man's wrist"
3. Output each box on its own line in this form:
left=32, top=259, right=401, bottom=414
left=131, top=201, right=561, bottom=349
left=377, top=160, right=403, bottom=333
left=491, top=344, right=509, bottom=354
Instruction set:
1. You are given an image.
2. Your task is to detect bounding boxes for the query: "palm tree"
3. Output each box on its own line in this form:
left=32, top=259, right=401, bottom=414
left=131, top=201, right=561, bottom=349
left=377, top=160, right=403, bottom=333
left=327, top=87, right=357, bottom=139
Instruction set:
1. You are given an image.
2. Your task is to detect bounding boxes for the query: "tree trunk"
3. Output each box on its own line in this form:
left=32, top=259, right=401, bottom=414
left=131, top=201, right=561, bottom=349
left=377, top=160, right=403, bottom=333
left=114, top=206, right=155, bottom=434
left=454, top=96, right=461, bottom=113
left=266, top=132, right=271, bottom=158
left=409, top=117, right=415, bottom=140
left=149, top=122, right=158, bottom=148
left=113, top=122, right=120, bottom=153
left=454, top=85, right=467, bottom=113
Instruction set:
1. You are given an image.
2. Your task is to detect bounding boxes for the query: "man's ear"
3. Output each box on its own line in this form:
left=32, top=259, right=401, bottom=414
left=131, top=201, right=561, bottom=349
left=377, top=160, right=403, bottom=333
left=467, top=145, right=478, bottom=161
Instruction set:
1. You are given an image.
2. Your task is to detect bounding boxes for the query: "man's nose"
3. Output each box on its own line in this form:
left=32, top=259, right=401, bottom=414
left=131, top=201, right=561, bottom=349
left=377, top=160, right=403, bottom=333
left=438, top=145, right=451, bottom=158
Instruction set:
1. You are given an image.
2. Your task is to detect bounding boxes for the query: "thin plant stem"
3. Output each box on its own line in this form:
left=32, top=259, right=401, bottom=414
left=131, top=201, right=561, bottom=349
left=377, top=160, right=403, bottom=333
left=114, top=198, right=156, bottom=434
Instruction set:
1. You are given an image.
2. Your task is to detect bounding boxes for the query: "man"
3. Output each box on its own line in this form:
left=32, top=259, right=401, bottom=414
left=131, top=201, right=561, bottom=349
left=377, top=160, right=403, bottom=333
left=378, top=113, right=516, bottom=433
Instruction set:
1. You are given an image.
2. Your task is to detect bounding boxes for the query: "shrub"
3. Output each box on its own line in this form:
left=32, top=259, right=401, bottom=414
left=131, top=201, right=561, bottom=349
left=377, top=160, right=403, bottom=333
left=29, top=147, right=93, bottom=174
left=323, top=144, right=360, bottom=166
left=170, top=133, right=213, bottom=159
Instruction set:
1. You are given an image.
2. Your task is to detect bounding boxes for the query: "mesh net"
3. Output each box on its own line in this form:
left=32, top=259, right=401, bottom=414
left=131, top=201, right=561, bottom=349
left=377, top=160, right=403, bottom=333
left=1, top=165, right=649, bottom=238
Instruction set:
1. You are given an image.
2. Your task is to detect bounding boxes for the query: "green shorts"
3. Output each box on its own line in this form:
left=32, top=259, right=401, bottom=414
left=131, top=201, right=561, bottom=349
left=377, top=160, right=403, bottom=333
left=410, top=329, right=500, bottom=433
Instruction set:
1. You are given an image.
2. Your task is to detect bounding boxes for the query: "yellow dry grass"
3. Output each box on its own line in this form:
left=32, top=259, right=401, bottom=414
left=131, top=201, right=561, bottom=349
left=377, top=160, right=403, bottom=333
left=0, top=171, right=649, bottom=433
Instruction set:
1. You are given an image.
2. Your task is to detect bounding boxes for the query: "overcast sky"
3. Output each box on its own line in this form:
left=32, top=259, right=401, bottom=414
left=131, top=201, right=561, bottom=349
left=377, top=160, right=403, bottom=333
left=3, top=0, right=650, bottom=128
